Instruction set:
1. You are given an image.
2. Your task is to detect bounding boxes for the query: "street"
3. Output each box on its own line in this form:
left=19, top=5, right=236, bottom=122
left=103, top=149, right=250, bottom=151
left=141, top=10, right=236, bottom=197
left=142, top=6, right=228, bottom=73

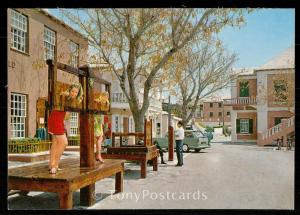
left=8, top=140, right=294, bottom=209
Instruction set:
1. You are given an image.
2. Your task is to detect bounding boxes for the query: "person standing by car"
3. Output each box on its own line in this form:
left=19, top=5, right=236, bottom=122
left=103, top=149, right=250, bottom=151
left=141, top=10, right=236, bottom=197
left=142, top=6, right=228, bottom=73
left=206, top=131, right=213, bottom=146
left=175, top=121, right=185, bottom=166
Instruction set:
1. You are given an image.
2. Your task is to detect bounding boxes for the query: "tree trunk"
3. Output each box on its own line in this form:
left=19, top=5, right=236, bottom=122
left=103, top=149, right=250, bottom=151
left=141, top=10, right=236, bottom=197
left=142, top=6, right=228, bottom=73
left=132, top=110, right=145, bottom=132
left=181, top=104, right=188, bottom=128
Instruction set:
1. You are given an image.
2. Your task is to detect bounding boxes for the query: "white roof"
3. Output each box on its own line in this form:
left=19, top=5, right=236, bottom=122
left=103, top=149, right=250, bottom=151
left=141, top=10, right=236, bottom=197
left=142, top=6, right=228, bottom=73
left=258, top=46, right=295, bottom=70
left=233, top=68, right=256, bottom=76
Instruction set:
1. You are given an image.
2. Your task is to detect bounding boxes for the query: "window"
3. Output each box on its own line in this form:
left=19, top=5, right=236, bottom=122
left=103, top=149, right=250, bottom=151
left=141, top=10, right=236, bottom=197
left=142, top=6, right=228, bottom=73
left=69, top=112, right=79, bottom=136
left=210, top=103, right=213, bottom=108
left=69, top=41, right=79, bottom=67
left=114, top=116, right=119, bottom=132
left=112, top=93, right=127, bottom=103
left=156, top=123, right=161, bottom=136
left=240, top=119, right=249, bottom=133
left=10, top=93, right=27, bottom=138
left=44, top=27, right=56, bottom=60
left=129, top=117, right=134, bottom=132
left=227, top=111, right=230, bottom=116
left=218, top=103, right=222, bottom=108
left=105, top=84, right=110, bottom=92
left=236, top=118, right=253, bottom=134
left=239, top=81, right=249, bottom=97
left=185, top=131, right=193, bottom=138
left=11, top=9, right=28, bottom=53
left=218, top=112, right=222, bottom=117
left=273, top=80, right=288, bottom=103
left=274, top=117, right=286, bottom=126
left=200, top=104, right=203, bottom=110
left=210, top=112, right=213, bottom=117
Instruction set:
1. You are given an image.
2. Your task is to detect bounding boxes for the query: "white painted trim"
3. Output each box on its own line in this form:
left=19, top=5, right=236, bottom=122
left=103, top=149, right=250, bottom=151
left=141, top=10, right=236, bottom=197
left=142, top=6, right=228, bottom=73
left=231, top=111, right=237, bottom=142
left=232, top=140, right=257, bottom=143
left=267, top=107, right=294, bottom=111
left=232, top=110, right=257, bottom=113
left=255, top=69, right=294, bottom=74
left=238, top=76, right=257, bottom=79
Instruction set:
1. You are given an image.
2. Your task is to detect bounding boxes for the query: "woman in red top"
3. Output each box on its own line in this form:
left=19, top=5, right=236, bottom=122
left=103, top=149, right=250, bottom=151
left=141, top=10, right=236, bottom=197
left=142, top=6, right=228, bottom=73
left=48, top=83, right=83, bottom=174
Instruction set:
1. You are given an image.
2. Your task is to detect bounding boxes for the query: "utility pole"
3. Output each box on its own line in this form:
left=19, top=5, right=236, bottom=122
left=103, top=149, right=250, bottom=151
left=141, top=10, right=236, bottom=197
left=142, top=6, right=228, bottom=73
left=222, top=101, right=225, bottom=134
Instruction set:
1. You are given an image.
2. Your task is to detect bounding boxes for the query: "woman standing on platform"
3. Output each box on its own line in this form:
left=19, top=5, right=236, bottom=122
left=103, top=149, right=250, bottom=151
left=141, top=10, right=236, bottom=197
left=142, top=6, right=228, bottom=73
left=94, top=115, right=105, bottom=163
left=48, top=83, right=83, bottom=174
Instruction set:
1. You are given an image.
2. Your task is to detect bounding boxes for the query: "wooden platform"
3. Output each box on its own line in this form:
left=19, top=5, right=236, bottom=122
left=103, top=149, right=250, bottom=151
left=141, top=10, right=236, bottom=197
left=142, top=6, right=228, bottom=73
left=8, top=153, right=49, bottom=162
left=8, top=158, right=125, bottom=209
left=102, top=145, right=159, bottom=178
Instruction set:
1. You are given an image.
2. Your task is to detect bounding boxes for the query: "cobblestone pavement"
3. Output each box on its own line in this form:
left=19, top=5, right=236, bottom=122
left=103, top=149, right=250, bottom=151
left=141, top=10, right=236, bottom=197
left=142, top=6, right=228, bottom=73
left=8, top=142, right=294, bottom=210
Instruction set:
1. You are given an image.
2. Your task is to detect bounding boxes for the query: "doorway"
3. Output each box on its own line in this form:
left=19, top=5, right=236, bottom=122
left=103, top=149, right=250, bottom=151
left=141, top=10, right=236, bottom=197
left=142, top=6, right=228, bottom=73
left=123, top=117, right=129, bottom=133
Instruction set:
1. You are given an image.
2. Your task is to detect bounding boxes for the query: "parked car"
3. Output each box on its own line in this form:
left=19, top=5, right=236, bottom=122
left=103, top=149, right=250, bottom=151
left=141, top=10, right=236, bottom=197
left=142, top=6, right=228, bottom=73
left=153, top=130, right=210, bottom=153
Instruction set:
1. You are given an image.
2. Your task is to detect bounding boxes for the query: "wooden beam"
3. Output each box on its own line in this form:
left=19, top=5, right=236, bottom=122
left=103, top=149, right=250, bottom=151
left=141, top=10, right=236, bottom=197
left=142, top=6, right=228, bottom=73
left=47, top=60, right=87, bottom=77
left=113, top=132, right=144, bottom=137
left=89, top=76, right=111, bottom=86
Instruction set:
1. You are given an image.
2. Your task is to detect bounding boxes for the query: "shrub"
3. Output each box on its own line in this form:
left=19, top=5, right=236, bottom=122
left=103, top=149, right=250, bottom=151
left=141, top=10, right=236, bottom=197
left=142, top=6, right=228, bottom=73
left=8, top=137, right=41, bottom=144
left=205, top=126, right=214, bottom=132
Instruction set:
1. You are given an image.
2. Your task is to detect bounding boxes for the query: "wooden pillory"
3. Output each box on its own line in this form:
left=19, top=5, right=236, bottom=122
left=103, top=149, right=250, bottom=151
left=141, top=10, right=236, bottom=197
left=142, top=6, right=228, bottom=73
left=8, top=60, right=124, bottom=209
left=102, top=119, right=159, bottom=178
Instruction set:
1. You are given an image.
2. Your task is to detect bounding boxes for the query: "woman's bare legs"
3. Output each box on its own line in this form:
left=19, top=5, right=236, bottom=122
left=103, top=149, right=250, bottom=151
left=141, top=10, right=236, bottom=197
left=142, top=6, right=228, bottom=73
left=49, top=135, right=58, bottom=170
left=95, top=136, right=104, bottom=163
left=49, top=134, right=68, bottom=174
left=55, top=134, right=68, bottom=166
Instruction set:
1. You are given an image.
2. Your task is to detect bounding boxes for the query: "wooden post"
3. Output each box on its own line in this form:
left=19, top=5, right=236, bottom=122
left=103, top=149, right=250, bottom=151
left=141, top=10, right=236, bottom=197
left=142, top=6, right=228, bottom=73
left=47, top=59, right=57, bottom=111
left=47, top=60, right=53, bottom=112
left=115, top=163, right=124, bottom=193
left=112, top=132, right=115, bottom=147
left=140, top=159, right=147, bottom=178
left=167, top=96, right=174, bottom=161
left=168, top=126, right=174, bottom=161
left=79, top=67, right=95, bottom=207
left=60, top=192, right=73, bottom=209
left=144, top=119, right=152, bottom=147
left=80, top=184, right=95, bottom=207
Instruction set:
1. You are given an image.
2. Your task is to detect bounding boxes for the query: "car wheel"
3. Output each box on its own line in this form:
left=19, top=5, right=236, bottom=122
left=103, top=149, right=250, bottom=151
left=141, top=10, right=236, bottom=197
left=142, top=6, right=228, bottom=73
left=182, top=144, right=189, bottom=152
left=194, top=149, right=201, bottom=153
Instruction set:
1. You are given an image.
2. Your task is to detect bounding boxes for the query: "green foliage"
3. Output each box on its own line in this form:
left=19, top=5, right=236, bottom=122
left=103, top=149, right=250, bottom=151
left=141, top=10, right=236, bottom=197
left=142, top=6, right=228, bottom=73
left=8, top=138, right=51, bottom=153
left=68, top=135, right=80, bottom=140
left=213, top=125, right=223, bottom=128
left=8, top=138, right=41, bottom=145
left=205, top=126, right=214, bottom=132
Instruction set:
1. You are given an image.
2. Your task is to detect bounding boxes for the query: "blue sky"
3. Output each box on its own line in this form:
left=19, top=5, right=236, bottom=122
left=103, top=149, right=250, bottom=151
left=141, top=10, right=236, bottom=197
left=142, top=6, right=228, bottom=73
left=47, top=8, right=294, bottom=99
left=219, top=8, right=295, bottom=68
left=48, top=8, right=295, bottom=69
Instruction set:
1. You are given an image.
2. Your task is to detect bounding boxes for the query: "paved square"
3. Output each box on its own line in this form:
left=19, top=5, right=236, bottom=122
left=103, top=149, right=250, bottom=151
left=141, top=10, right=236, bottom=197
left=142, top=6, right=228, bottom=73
left=8, top=141, right=294, bottom=209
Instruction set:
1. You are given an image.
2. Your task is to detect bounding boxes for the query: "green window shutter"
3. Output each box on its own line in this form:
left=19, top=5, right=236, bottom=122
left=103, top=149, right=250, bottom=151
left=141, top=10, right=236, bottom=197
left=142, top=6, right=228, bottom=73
left=249, top=119, right=253, bottom=134
left=236, top=119, right=240, bottom=133
left=239, top=88, right=243, bottom=97
left=245, top=88, right=249, bottom=97
left=239, top=81, right=250, bottom=97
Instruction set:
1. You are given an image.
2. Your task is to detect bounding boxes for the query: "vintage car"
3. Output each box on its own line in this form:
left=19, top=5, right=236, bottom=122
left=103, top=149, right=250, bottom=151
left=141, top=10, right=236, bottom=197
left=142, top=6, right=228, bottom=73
left=153, top=130, right=210, bottom=152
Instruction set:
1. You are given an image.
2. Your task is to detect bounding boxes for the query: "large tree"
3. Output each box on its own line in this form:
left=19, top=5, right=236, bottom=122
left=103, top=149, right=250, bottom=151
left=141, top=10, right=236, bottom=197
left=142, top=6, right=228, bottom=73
left=165, top=39, right=237, bottom=127
left=61, top=8, right=250, bottom=131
